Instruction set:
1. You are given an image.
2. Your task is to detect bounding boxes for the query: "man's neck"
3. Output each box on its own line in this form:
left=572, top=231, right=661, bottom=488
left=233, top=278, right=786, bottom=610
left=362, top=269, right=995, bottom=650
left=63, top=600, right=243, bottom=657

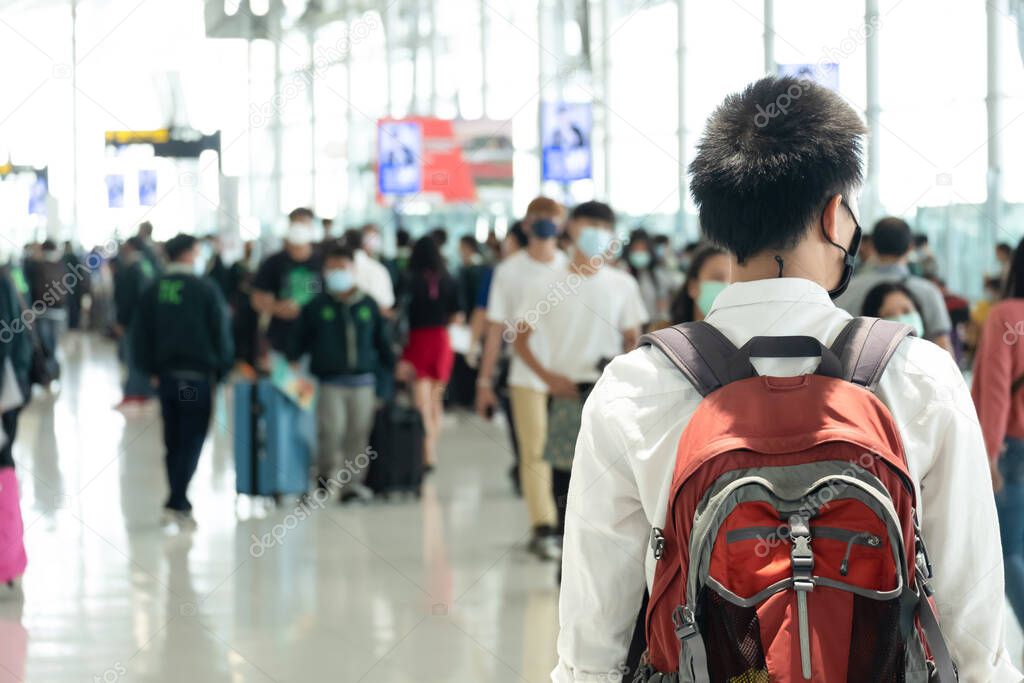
left=527, top=240, right=556, bottom=263
left=286, top=244, right=312, bottom=261
left=875, top=255, right=906, bottom=267
left=570, top=250, right=601, bottom=277
left=731, top=243, right=837, bottom=291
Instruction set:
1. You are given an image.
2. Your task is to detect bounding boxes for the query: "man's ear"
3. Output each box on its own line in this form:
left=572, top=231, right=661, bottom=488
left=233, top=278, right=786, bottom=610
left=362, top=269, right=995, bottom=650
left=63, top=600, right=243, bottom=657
left=821, top=193, right=844, bottom=244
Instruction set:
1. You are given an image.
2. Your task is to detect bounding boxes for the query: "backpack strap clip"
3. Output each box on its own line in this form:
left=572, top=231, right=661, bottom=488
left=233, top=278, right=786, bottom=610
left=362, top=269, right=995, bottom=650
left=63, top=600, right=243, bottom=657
left=650, top=527, right=666, bottom=561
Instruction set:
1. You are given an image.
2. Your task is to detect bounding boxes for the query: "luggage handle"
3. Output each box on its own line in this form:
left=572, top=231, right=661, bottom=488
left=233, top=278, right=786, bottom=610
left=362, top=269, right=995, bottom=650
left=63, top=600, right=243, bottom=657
left=730, top=336, right=843, bottom=383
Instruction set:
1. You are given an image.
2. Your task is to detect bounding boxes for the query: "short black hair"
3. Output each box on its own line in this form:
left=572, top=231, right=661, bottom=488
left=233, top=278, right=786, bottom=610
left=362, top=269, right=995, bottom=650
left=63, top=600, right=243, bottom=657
left=430, top=227, right=448, bottom=247
left=165, top=233, right=198, bottom=262
left=690, top=76, right=867, bottom=263
left=396, top=228, right=411, bottom=247
left=459, top=235, right=479, bottom=251
left=872, top=217, right=912, bottom=257
left=997, top=242, right=1013, bottom=256
left=124, top=236, right=145, bottom=252
left=323, top=243, right=355, bottom=263
left=288, top=207, right=315, bottom=222
left=41, top=239, right=57, bottom=251
left=342, top=228, right=363, bottom=250
left=913, top=233, right=929, bottom=248
left=570, top=200, right=616, bottom=226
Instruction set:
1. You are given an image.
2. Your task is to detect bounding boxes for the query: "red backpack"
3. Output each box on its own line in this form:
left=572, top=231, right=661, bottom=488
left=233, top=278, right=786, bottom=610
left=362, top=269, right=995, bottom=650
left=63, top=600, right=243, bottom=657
left=634, top=317, right=956, bottom=683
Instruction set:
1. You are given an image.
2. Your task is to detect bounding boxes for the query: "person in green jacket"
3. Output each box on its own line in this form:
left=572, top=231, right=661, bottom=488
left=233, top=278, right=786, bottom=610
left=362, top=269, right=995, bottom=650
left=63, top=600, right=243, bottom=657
left=131, top=234, right=234, bottom=529
left=287, top=243, right=394, bottom=503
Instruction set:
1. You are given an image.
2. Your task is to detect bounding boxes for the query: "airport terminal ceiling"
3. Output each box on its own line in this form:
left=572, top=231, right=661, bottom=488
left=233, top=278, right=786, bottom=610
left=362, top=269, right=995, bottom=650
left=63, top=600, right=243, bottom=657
left=1, top=0, right=1023, bottom=297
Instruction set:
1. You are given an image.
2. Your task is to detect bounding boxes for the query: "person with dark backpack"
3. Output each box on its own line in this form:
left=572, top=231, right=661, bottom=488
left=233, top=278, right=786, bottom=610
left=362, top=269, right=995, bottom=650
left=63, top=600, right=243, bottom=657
left=553, top=76, right=1019, bottom=682
left=131, top=234, right=233, bottom=530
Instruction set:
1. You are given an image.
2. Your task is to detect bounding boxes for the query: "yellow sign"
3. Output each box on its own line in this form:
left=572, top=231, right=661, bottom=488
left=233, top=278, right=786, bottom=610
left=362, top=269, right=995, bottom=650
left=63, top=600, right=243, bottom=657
left=105, top=129, right=171, bottom=145
left=0, top=163, right=11, bottom=176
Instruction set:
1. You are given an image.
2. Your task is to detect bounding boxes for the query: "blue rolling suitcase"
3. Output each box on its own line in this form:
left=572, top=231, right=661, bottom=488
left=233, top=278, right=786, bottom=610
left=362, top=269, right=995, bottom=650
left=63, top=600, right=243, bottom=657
left=233, top=380, right=313, bottom=497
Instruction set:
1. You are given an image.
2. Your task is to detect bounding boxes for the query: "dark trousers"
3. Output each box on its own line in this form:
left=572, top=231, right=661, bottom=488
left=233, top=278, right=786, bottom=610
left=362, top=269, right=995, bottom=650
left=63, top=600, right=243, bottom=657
left=158, top=376, right=213, bottom=512
left=996, top=437, right=1024, bottom=625
left=35, top=317, right=60, bottom=364
left=552, top=467, right=571, bottom=537
left=0, top=409, right=20, bottom=468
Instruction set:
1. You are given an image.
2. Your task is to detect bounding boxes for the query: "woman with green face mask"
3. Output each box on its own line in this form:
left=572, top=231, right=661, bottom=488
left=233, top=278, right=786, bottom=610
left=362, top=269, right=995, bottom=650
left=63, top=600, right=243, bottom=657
left=668, top=245, right=731, bottom=324
left=860, top=282, right=926, bottom=338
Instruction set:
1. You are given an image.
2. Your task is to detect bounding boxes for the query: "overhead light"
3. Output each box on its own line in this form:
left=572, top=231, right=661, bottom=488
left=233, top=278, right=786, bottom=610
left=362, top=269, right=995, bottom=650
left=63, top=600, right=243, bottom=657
left=224, top=0, right=241, bottom=16
left=250, top=0, right=270, bottom=16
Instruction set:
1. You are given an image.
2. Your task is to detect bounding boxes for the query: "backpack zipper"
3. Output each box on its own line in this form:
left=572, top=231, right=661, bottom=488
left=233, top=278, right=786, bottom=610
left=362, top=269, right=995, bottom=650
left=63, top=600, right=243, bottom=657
left=839, top=532, right=881, bottom=576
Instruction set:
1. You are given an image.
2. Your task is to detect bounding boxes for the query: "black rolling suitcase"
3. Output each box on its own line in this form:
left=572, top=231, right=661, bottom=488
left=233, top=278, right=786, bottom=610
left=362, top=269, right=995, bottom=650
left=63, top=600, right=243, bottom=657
left=365, top=398, right=425, bottom=498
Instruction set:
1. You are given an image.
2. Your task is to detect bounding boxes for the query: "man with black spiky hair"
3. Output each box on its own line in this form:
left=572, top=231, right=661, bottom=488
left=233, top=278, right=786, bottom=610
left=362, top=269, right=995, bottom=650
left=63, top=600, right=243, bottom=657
left=553, top=76, right=1019, bottom=682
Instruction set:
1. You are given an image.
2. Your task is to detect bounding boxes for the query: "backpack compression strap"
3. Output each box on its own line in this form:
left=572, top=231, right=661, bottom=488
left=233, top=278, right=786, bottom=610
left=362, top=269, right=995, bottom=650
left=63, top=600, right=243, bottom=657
left=829, top=317, right=913, bottom=391
left=638, top=321, right=738, bottom=397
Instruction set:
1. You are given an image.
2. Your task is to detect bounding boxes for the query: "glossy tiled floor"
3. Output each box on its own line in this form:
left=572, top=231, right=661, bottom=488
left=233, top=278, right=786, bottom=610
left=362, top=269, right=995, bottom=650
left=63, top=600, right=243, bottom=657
left=0, top=334, right=560, bottom=682
left=2, top=334, right=1023, bottom=682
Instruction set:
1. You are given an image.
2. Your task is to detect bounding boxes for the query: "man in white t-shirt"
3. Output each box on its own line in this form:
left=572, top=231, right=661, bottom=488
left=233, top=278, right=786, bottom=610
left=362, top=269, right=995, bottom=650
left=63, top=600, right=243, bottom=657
left=512, top=201, right=647, bottom=551
left=477, top=196, right=567, bottom=560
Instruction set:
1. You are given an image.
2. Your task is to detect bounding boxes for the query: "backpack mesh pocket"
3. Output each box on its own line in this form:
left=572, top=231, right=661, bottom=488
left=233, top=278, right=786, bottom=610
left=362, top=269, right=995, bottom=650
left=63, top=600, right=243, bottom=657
left=846, top=595, right=906, bottom=682
left=700, top=587, right=769, bottom=683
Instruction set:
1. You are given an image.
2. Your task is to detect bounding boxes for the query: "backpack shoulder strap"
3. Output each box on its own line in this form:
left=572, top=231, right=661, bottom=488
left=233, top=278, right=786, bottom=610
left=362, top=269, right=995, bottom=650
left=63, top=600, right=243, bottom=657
left=638, top=321, right=738, bottom=397
left=829, top=316, right=912, bottom=391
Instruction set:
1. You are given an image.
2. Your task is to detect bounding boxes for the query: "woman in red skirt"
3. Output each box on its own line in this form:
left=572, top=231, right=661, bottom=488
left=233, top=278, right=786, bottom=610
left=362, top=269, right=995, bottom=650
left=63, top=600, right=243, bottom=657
left=400, top=236, right=462, bottom=471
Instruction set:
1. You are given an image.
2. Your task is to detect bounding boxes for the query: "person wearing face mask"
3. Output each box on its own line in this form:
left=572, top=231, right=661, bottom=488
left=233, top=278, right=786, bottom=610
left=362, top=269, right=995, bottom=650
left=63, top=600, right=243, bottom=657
left=553, top=76, right=1019, bottom=683
left=668, top=244, right=731, bottom=324
left=251, top=208, right=323, bottom=358
left=973, top=238, right=1024, bottom=635
left=622, top=229, right=668, bottom=328
left=512, top=200, right=647, bottom=567
left=342, top=228, right=395, bottom=314
left=130, top=234, right=234, bottom=530
left=835, top=217, right=953, bottom=354
left=476, top=197, right=569, bottom=560
left=286, top=244, right=393, bottom=503
left=860, top=282, right=926, bottom=336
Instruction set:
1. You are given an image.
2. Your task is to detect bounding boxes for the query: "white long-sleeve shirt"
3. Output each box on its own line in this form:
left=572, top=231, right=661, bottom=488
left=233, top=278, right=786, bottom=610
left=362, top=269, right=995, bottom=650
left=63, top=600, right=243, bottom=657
left=553, top=277, right=1020, bottom=683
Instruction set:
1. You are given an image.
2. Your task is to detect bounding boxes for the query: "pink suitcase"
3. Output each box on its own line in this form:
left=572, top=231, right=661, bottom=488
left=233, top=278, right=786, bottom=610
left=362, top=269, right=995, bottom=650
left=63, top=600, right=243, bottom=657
left=0, top=467, right=26, bottom=585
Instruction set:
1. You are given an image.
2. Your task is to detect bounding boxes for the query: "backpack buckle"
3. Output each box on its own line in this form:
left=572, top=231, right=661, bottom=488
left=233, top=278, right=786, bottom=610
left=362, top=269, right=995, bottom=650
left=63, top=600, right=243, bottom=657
left=789, top=514, right=815, bottom=587
left=650, top=527, right=666, bottom=560
left=671, top=605, right=698, bottom=641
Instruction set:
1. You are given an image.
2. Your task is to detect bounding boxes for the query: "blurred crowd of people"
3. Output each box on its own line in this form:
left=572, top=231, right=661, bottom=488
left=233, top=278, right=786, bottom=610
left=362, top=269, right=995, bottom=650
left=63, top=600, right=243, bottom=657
left=0, top=197, right=1021, bottom=563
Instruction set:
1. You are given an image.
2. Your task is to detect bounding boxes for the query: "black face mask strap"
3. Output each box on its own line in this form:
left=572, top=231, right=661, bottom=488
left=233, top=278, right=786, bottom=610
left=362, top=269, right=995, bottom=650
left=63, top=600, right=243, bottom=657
left=774, top=255, right=785, bottom=278
left=820, top=199, right=862, bottom=299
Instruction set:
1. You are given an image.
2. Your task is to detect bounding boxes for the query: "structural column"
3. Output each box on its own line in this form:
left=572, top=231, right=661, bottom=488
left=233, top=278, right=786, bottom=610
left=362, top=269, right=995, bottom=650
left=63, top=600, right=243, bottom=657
left=864, top=0, right=881, bottom=226
left=676, top=0, right=687, bottom=241
left=986, top=0, right=1006, bottom=254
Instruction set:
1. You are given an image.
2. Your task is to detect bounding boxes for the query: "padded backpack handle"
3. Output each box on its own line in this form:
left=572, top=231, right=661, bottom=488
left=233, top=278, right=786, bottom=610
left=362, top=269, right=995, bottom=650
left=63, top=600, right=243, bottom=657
left=729, top=335, right=843, bottom=383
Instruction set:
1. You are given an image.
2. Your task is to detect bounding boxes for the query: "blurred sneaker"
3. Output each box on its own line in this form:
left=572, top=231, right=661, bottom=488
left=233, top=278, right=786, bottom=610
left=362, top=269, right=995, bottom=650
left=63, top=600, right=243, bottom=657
left=160, top=508, right=197, bottom=531
left=339, top=484, right=374, bottom=505
left=528, top=528, right=562, bottom=561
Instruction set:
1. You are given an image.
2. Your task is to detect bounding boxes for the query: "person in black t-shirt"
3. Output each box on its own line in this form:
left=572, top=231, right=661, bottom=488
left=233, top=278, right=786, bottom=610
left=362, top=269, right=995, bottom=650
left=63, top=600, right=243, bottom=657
left=251, top=208, right=322, bottom=355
